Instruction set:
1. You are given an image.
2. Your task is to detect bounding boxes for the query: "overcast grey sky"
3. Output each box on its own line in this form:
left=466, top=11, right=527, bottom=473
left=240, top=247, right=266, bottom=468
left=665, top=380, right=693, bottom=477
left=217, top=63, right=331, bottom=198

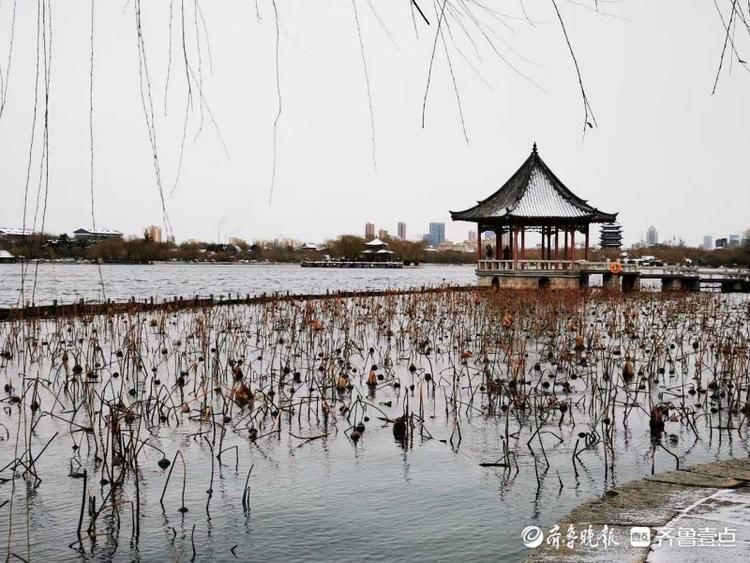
left=0, top=1, right=748, bottom=247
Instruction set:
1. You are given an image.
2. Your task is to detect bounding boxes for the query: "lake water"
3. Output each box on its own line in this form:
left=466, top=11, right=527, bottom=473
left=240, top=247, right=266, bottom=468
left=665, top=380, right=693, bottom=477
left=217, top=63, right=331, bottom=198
left=1, top=288, right=747, bottom=562
left=0, top=263, right=477, bottom=307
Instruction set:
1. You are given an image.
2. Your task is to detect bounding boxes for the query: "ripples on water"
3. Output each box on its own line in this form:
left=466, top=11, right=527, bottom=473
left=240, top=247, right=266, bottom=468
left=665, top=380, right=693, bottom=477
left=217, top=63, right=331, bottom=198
left=0, top=263, right=477, bottom=307
left=0, top=287, right=748, bottom=562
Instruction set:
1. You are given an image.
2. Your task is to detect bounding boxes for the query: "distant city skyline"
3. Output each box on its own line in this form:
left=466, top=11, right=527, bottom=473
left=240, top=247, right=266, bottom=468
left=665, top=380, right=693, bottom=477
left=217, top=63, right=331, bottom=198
left=4, top=214, right=743, bottom=249
left=3, top=220, right=747, bottom=251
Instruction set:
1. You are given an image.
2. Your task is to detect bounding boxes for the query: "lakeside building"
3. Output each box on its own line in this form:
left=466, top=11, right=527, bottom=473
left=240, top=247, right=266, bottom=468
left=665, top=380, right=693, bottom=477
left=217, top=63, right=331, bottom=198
left=729, top=234, right=741, bottom=247
left=361, top=237, right=395, bottom=262
left=397, top=222, right=406, bottom=239
left=646, top=225, right=658, bottom=247
left=73, top=228, right=123, bottom=242
left=257, top=237, right=302, bottom=249
left=661, top=237, right=685, bottom=248
left=0, top=227, right=35, bottom=241
left=378, top=229, right=389, bottom=239
left=365, top=223, right=375, bottom=240
left=145, top=225, right=163, bottom=243
left=0, top=249, right=17, bottom=263
left=453, top=241, right=475, bottom=253
left=703, top=235, right=713, bottom=250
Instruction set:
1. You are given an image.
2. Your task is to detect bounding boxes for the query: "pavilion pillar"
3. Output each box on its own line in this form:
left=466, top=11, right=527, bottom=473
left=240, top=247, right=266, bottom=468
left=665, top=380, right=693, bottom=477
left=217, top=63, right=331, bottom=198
left=521, top=227, right=526, bottom=266
left=573, top=229, right=577, bottom=262
left=563, top=228, right=569, bottom=268
left=541, top=227, right=546, bottom=263
left=554, top=227, right=559, bottom=268
left=548, top=228, right=552, bottom=260
left=477, top=226, right=482, bottom=262
left=548, top=230, right=553, bottom=261
left=513, top=227, right=519, bottom=269
left=584, top=225, right=590, bottom=261
left=495, top=228, right=501, bottom=260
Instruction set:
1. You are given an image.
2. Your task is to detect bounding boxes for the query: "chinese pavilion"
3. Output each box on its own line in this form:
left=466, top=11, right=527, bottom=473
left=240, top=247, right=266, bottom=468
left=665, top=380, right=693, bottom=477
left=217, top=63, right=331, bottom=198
left=450, top=143, right=618, bottom=288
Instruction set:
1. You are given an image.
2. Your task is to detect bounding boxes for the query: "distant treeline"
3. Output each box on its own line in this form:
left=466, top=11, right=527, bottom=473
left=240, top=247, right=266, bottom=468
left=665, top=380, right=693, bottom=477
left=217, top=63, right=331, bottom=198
left=0, top=235, right=298, bottom=263
left=0, top=234, right=470, bottom=264
left=1, top=233, right=748, bottom=267
left=596, top=244, right=750, bottom=268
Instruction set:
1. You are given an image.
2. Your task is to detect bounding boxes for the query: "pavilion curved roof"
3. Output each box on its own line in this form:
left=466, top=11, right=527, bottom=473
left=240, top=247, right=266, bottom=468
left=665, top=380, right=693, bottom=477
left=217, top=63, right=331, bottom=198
left=450, top=144, right=617, bottom=224
left=364, top=237, right=388, bottom=246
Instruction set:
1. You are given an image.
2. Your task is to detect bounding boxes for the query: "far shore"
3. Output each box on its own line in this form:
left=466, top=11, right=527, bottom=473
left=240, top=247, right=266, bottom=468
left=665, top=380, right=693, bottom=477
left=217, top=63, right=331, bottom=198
left=0, top=259, right=476, bottom=267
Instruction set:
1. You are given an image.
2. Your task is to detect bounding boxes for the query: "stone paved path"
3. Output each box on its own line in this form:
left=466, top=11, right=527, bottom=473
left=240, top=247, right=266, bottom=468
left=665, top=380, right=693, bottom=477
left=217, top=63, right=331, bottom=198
left=525, top=458, right=750, bottom=562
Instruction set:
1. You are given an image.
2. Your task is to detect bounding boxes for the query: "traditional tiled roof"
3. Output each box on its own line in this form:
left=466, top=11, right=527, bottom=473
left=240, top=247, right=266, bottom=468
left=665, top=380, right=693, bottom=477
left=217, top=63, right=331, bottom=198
left=364, top=237, right=388, bottom=246
left=450, top=144, right=617, bottom=224
left=0, top=227, right=35, bottom=236
left=73, top=228, right=123, bottom=236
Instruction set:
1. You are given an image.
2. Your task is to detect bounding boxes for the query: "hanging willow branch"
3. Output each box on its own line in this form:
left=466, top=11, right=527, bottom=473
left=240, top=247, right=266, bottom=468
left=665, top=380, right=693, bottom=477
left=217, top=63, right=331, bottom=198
left=550, top=0, right=597, bottom=133
left=268, top=0, right=282, bottom=204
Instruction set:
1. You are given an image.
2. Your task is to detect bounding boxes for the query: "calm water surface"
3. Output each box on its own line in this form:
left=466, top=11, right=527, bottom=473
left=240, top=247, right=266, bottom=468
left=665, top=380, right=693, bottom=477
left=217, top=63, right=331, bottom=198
left=0, top=269, right=746, bottom=562
left=0, top=263, right=476, bottom=307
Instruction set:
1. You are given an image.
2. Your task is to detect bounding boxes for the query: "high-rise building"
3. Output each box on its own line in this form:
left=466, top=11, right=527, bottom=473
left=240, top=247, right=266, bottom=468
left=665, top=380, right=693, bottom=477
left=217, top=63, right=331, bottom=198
left=365, top=223, right=375, bottom=240
left=397, top=222, right=406, bottom=239
left=729, top=234, right=741, bottom=247
left=599, top=223, right=623, bottom=248
left=428, top=222, right=445, bottom=247
left=378, top=229, right=389, bottom=240
left=715, top=238, right=728, bottom=248
left=646, top=225, right=658, bottom=247
left=144, top=225, right=162, bottom=243
left=702, top=236, right=712, bottom=250
left=468, top=230, right=477, bottom=242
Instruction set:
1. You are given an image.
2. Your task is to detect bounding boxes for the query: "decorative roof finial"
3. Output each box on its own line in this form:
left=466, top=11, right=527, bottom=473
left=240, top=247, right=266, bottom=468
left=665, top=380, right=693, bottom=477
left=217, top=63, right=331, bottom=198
left=532, top=142, right=538, bottom=154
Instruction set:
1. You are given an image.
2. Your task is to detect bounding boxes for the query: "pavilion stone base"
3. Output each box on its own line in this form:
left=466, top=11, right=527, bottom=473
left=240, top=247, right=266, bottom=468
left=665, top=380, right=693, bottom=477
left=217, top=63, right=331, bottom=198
left=662, top=277, right=700, bottom=292
left=478, top=272, right=583, bottom=290
left=721, top=280, right=749, bottom=293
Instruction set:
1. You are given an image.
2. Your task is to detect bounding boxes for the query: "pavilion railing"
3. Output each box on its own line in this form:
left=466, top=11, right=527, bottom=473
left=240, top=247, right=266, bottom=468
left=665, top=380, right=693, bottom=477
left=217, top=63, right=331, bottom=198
left=477, top=260, right=639, bottom=273
left=477, top=260, right=750, bottom=279
left=477, top=259, right=574, bottom=271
